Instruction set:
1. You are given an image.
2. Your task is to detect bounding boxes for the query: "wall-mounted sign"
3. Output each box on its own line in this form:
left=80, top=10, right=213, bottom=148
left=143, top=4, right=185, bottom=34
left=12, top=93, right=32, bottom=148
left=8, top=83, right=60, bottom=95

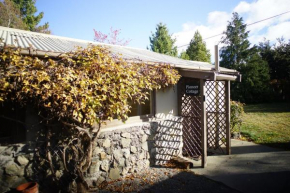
left=185, top=82, right=200, bottom=96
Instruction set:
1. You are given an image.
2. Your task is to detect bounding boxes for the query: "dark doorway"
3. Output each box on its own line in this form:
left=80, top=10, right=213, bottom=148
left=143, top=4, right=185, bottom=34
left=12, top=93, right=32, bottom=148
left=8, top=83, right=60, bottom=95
left=178, top=77, right=202, bottom=159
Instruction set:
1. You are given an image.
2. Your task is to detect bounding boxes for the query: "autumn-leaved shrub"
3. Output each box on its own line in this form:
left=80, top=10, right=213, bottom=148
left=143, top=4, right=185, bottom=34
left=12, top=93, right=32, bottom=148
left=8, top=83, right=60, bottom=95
left=0, top=44, right=180, bottom=191
left=0, top=45, right=180, bottom=124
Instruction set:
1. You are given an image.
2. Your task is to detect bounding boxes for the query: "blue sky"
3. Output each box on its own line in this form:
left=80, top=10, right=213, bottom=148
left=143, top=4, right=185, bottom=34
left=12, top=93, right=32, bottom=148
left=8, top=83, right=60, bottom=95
left=36, top=0, right=290, bottom=61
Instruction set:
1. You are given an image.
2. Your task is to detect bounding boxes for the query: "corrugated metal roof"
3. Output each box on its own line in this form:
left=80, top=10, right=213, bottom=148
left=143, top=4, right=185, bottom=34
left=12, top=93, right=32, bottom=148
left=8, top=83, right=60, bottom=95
left=0, top=26, right=236, bottom=73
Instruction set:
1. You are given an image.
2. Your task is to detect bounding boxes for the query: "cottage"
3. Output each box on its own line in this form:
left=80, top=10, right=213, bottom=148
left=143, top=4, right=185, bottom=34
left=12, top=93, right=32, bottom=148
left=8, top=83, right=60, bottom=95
left=0, top=26, right=240, bottom=191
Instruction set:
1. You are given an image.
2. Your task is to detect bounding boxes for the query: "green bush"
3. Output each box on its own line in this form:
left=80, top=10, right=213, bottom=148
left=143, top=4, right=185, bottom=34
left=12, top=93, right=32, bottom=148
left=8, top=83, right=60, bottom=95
left=230, top=101, right=244, bottom=134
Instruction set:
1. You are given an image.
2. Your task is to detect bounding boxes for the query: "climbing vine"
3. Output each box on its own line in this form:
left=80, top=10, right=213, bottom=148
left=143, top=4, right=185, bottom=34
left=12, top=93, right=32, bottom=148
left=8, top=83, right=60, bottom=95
left=0, top=44, right=180, bottom=191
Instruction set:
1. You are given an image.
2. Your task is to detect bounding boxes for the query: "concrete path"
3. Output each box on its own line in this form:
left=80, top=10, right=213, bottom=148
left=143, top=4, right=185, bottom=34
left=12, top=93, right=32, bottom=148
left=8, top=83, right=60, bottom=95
left=192, top=139, right=290, bottom=193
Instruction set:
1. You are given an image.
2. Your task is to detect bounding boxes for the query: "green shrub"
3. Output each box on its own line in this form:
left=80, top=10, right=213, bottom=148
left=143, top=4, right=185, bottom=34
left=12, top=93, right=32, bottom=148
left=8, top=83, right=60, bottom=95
left=230, top=101, right=244, bottom=134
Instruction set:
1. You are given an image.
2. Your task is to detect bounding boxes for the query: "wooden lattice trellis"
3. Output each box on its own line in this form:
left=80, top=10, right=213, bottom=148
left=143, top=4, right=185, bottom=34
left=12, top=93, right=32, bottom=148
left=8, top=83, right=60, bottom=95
left=179, top=78, right=202, bottom=159
left=205, top=81, right=227, bottom=153
left=179, top=77, right=230, bottom=163
left=178, top=77, right=230, bottom=162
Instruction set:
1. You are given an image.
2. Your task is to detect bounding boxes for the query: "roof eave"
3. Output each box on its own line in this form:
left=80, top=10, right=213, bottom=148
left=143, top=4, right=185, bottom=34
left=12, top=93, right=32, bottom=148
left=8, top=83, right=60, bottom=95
left=15, top=48, right=241, bottom=81
left=179, top=69, right=241, bottom=82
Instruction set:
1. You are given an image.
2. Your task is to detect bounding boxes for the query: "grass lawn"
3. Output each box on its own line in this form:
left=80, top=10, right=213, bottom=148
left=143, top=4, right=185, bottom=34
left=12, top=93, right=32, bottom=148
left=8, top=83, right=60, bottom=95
left=240, top=102, right=290, bottom=150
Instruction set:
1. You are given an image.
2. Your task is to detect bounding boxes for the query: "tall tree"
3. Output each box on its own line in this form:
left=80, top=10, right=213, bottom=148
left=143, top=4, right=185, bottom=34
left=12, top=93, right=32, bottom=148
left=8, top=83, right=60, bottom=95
left=34, top=22, right=50, bottom=34
left=12, top=0, right=50, bottom=33
left=186, top=30, right=211, bottom=62
left=0, top=0, right=25, bottom=29
left=220, top=12, right=250, bottom=70
left=179, top=51, right=189, bottom=60
left=233, top=48, right=271, bottom=103
left=220, top=12, right=271, bottom=103
left=149, top=23, right=178, bottom=57
left=259, top=38, right=290, bottom=101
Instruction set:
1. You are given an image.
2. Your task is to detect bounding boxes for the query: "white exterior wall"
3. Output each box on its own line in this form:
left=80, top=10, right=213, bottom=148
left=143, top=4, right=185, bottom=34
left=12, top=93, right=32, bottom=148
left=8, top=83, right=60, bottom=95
left=155, top=85, right=178, bottom=119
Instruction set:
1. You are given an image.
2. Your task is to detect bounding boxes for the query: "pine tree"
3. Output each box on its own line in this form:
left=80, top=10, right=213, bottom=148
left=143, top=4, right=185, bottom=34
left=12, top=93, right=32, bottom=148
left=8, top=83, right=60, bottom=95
left=220, top=12, right=271, bottom=103
left=186, top=30, right=211, bottom=62
left=179, top=51, right=189, bottom=60
left=259, top=38, right=290, bottom=101
left=233, top=49, right=271, bottom=103
left=12, top=0, right=50, bottom=33
left=149, top=23, right=178, bottom=57
left=220, top=12, right=250, bottom=70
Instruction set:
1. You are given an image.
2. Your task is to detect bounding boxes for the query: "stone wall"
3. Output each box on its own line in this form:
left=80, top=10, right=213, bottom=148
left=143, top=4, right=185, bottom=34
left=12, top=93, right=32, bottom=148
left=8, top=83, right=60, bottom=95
left=0, top=116, right=183, bottom=192
left=86, top=122, right=154, bottom=186
left=0, top=143, right=34, bottom=192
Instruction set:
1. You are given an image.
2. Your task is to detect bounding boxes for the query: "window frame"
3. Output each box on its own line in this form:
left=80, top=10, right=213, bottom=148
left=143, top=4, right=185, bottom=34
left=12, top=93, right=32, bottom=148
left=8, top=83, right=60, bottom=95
left=100, top=90, right=156, bottom=129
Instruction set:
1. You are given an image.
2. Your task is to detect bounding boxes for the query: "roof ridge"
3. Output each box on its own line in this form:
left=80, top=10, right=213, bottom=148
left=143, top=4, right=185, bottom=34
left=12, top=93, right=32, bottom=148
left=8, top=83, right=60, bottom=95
left=0, top=26, right=237, bottom=73
left=0, top=26, right=153, bottom=53
left=0, top=26, right=212, bottom=65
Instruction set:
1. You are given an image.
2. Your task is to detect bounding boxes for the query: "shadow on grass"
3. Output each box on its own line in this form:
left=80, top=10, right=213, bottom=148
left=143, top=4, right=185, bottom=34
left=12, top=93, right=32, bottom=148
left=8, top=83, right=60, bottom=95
left=241, top=132, right=290, bottom=150
left=244, top=102, right=290, bottom=113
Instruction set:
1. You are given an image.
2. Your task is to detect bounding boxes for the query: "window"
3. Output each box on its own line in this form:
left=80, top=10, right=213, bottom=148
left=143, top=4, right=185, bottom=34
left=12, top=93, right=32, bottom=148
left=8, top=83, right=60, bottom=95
left=128, top=97, right=151, bottom=117
left=132, top=90, right=155, bottom=117
left=0, top=102, right=26, bottom=145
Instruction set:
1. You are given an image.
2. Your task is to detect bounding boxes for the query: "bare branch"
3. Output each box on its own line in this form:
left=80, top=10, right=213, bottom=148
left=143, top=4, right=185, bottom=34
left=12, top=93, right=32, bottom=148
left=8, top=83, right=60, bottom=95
left=0, top=115, right=26, bottom=125
left=62, top=137, right=79, bottom=172
left=62, top=121, right=92, bottom=138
